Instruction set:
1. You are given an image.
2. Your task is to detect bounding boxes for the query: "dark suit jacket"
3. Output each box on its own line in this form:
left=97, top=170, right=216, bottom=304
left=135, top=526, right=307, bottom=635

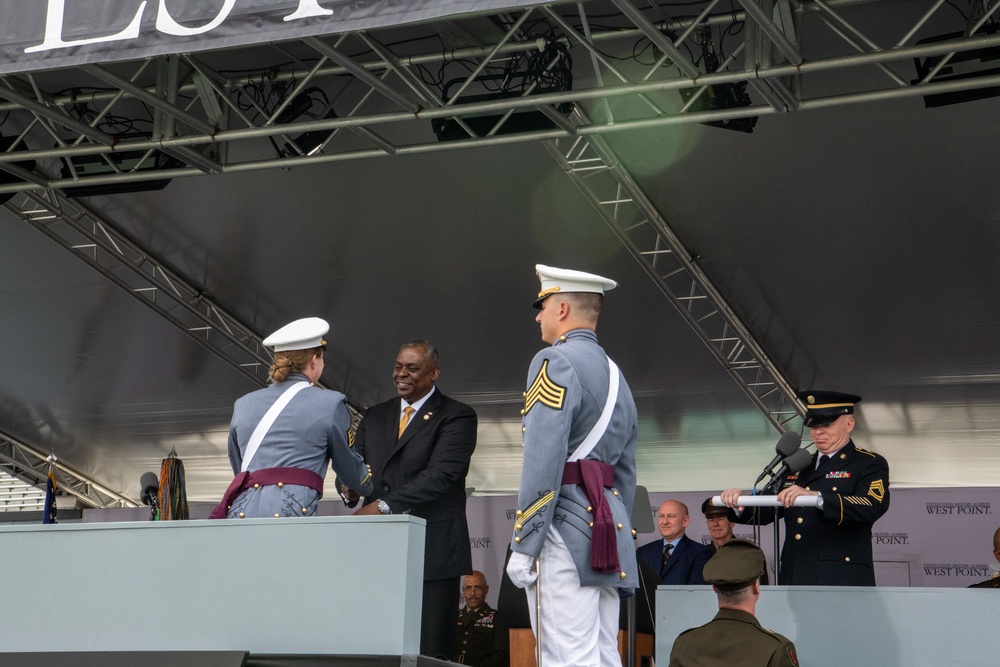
left=636, top=535, right=712, bottom=585
left=356, top=388, right=478, bottom=581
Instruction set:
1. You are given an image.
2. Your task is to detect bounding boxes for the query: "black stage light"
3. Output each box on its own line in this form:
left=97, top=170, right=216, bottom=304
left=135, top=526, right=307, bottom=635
left=59, top=133, right=183, bottom=198
left=913, top=22, right=1000, bottom=108
left=274, top=87, right=336, bottom=157
left=431, top=92, right=574, bottom=142
left=678, top=81, right=758, bottom=134
left=0, top=133, right=38, bottom=205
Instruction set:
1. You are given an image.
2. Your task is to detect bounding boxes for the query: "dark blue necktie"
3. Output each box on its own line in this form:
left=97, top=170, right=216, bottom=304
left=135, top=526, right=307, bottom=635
left=661, top=542, right=674, bottom=572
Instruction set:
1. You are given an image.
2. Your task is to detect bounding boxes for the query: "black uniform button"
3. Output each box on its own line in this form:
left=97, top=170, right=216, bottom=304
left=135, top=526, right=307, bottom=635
left=384, top=484, right=390, bottom=491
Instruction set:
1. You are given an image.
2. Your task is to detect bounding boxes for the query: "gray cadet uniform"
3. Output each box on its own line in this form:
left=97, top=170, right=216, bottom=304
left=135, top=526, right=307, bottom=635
left=511, top=328, right=639, bottom=588
left=226, top=372, right=373, bottom=518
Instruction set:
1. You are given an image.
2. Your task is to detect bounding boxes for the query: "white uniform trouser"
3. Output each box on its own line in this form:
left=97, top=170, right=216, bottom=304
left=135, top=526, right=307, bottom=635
left=525, top=525, right=620, bottom=667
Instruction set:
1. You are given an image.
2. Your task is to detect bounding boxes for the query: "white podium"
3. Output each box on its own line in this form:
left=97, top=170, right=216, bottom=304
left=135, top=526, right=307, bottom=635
left=0, top=516, right=425, bottom=657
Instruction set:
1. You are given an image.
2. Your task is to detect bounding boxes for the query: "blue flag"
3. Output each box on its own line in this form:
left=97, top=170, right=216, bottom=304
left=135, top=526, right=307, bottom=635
left=42, top=468, right=57, bottom=524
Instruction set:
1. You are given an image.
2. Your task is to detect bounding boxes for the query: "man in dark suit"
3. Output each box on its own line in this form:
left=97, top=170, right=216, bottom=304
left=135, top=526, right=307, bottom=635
left=637, top=499, right=712, bottom=585
left=346, top=340, right=478, bottom=659
left=720, top=390, right=890, bottom=586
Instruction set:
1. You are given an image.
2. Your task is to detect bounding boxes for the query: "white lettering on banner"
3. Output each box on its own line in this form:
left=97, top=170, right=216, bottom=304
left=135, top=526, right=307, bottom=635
left=285, top=0, right=334, bottom=21
left=25, top=0, right=148, bottom=54
left=24, top=1, right=335, bottom=54
left=156, top=0, right=237, bottom=37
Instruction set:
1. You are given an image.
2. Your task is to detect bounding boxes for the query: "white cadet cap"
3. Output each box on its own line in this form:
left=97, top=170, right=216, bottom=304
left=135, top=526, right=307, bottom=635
left=262, top=317, right=329, bottom=352
left=533, top=264, right=618, bottom=308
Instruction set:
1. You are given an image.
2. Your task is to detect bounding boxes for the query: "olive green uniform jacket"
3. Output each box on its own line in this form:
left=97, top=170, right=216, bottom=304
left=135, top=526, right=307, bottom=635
left=669, top=608, right=799, bottom=667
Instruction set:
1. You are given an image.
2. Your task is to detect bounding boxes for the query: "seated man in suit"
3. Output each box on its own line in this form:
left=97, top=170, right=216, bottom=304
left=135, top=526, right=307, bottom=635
left=637, top=499, right=712, bottom=585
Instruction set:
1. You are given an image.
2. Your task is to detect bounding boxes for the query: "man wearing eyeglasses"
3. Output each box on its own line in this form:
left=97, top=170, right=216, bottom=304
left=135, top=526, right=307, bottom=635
left=452, top=570, right=509, bottom=667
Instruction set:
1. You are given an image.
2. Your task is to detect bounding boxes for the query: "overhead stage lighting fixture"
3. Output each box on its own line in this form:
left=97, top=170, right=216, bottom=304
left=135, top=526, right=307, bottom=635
left=679, top=33, right=758, bottom=134
left=432, top=40, right=574, bottom=142
left=678, top=82, right=758, bottom=134
left=431, top=92, right=574, bottom=142
left=274, top=87, right=336, bottom=157
left=59, top=133, right=183, bottom=198
left=912, top=22, right=1000, bottom=108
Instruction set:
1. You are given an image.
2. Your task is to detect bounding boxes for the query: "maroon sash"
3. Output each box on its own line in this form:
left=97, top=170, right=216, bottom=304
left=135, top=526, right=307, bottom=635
left=562, top=459, right=619, bottom=572
left=208, top=467, right=324, bottom=519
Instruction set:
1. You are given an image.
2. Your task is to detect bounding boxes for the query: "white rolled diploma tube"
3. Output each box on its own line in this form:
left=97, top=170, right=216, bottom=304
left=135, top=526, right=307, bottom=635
left=711, top=495, right=821, bottom=508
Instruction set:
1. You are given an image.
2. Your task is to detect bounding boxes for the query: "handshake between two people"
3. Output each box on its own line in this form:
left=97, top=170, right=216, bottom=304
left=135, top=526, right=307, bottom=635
left=338, top=484, right=384, bottom=516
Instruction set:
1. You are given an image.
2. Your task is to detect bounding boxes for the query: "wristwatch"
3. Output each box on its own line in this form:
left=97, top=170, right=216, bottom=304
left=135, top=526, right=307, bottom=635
left=377, top=499, right=392, bottom=515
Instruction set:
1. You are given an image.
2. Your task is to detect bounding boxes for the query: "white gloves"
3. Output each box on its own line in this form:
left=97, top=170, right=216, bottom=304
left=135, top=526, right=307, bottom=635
left=506, top=551, right=538, bottom=589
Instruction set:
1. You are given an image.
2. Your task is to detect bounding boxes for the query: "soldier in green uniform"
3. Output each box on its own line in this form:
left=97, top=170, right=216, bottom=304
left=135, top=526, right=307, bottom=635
left=669, top=539, right=799, bottom=667
left=452, top=571, right=509, bottom=666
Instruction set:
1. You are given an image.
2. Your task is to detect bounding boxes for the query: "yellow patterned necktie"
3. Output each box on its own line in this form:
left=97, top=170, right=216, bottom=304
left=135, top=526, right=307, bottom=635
left=398, top=406, right=415, bottom=439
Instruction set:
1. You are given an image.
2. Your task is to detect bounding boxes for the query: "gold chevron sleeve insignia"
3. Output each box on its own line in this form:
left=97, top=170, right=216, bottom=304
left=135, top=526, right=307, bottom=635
left=515, top=491, right=555, bottom=531
left=347, top=427, right=356, bottom=448
left=524, top=360, right=566, bottom=414
left=868, top=480, right=886, bottom=502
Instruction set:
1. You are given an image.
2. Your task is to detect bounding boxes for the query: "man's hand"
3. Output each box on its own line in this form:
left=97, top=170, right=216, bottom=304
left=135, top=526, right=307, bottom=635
left=340, top=484, right=360, bottom=503
left=720, top=488, right=744, bottom=511
left=777, top=485, right=819, bottom=508
left=354, top=502, right=382, bottom=516
left=506, top=552, right=538, bottom=589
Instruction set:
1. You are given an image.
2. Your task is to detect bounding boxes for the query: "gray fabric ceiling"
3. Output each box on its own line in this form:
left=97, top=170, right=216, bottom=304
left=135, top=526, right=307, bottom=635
left=1, top=0, right=999, bottom=504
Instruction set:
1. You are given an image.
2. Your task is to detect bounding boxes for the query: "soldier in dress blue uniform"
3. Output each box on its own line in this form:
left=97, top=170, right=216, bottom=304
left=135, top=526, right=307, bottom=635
left=669, top=539, right=799, bottom=667
left=720, top=391, right=890, bottom=585
left=506, top=264, right=639, bottom=667
left=217, top=317, right=373, bottom=519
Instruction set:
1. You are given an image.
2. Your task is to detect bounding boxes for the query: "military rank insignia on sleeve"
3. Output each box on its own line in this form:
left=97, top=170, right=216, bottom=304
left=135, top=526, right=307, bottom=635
left=347, top=427, right=355, bottom=448
left=868, top=479, right=886, bottom=502
left=524, top=359, right=566, bottom=414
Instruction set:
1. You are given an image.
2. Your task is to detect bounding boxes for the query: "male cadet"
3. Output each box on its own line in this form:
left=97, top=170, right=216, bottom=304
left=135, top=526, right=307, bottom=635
left=506, top=264, right=639, bottom=667
left=636, top=500, right=712, bottom=585
left=343, top=340, right=478, bottom=660
left=721, top=390, right=890, bottom=586
left=668, top=539, right=799, bottom=667
left=452, top=571, right=510, bottom=667
left=968, top=526, right=1000, bottom=588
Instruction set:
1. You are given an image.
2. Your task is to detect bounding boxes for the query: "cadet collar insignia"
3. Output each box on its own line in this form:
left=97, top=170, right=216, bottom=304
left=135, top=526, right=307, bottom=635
left=826, top=471, right=851, bottom=479
left=868, top=479, right=886, bottom=502
left=524, top=359, right=566, bottom=414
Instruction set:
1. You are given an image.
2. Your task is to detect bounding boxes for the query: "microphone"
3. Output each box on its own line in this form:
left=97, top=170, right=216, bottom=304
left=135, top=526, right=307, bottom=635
left=139, top=472, right=159, bottom=506
left=754, top=431, right=801, bottom=485
left=770, top=448, right=814, bottom=482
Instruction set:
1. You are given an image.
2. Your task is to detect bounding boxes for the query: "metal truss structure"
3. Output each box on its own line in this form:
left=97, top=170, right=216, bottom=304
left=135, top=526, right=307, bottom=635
left=1, top=0, right=999, bottom=503
left=544, top=114, right=804, bottom=431
left=0, top=190, right=360, bottom=508
left=0, top=430, right=134, bottom=508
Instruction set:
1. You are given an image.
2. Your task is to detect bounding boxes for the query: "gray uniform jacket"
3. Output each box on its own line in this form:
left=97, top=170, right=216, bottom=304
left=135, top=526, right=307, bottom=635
left=511, top=328, right=639, bottom=590
left=227, top=373, right=372, bottom=518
